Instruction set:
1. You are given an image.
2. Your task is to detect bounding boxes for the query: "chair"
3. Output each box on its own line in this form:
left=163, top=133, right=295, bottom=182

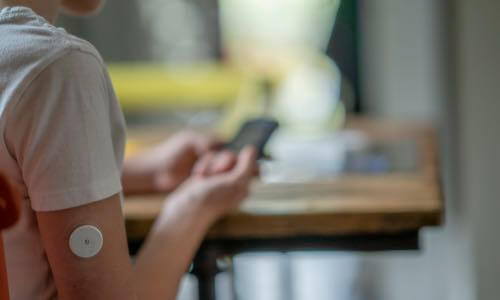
left=0, top=173, right=21, bottom=300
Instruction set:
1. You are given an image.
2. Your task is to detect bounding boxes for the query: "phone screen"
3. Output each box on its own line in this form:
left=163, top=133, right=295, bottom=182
left=224, top=118, right=279, bottom=157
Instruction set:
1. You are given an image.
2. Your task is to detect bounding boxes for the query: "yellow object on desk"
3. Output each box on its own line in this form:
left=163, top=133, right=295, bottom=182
left=108, top=63, right=243, bottom=111
left=124, top=139, right=145, bottom=158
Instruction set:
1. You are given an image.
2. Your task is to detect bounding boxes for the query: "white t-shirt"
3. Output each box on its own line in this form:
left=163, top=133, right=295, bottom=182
left=0, top=6, right=126, bottom=300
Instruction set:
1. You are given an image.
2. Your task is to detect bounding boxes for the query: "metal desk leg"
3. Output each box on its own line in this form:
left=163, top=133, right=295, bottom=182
left=192, top=246, right=221, bottom=300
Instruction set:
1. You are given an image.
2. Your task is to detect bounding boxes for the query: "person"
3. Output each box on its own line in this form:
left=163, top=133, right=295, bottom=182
left=0, top=1, right=258, bottom=299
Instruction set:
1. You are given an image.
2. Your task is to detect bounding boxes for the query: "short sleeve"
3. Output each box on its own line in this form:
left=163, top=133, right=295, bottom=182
left=5, top=50, right=126, bottom=211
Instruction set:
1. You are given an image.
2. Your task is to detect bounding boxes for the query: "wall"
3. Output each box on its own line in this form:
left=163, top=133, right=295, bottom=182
left=455, top=0, right=500, bottom=299
left=360, top=0, right=444, bottom=121
left=361, top=0, right=500, bottom=299
left=360, top=0, right=453, bottom=296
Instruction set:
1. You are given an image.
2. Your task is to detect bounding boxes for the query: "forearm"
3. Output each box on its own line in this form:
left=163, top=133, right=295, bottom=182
left=121, top=156, right=157, bottom=195
left=43, top=147, right=254, bottom=300
left=133, top=194, right=215, bottom=300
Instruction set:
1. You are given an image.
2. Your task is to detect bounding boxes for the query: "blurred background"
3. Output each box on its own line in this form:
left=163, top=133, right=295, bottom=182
left=58, top=0, right=500, bottom=299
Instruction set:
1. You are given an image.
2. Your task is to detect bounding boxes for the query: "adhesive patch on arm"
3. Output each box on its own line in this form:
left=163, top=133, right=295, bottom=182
left=69, top=225, right=103, bottom=258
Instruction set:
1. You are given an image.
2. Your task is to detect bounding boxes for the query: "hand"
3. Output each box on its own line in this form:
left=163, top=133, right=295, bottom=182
left=191, top=148, right=260, bottom=178
left=150, top=131, right=221, bottom=191
left=165, top=147, right=258, bottom=224
left=133, top=147, right=257, bottom=300
left=122, top=130, right=220, bottom=195
left=192, top=150, right=238, bottom=176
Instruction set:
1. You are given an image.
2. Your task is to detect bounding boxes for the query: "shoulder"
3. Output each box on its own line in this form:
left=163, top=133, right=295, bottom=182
left=0, top=11, right=115, bottom=111
left=1, top=11, right=121, bottom=139
left=0, top=8, right=121, bottom=153
left=0, top=8, right=105, bottom=90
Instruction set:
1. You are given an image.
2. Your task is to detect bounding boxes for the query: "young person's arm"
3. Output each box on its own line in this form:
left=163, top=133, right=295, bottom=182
left=6, top=47, right=256, bottom=299
left=37, top=148, right=256, bottom=300
left=134, top=148, right=255, bottom=299
left=121, top=131, right=220, bottom=195
left=37, top=194, right=136, bottom=299
left=121, top=131, right=239, bottom=196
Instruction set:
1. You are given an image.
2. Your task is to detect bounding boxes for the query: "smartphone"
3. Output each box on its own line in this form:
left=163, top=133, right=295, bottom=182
left=223, top=118, right=279, bottom=158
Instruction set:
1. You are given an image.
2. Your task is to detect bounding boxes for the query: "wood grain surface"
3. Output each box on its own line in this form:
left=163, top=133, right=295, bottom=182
left=124, top=118, right=442, bottom=241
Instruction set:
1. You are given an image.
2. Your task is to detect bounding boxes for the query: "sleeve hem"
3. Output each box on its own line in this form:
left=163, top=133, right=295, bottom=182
left=30, top=174, right=122, bottom=212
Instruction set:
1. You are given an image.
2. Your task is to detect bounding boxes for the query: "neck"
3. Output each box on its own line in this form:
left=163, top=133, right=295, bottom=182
left=0, top=0, right=61, bottom=23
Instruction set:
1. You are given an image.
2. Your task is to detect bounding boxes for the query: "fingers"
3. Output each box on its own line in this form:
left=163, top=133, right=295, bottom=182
left=193, top=146, right=257, bottom=181
left=229, top=146, right=258, bottom=182
left=185, top=131, right=223, bottom=154
left=167, top=130, right=221, bottom=156
left=182, top=147, right=257, bottom=220
left=192, top=152, right=215, bottom=176
left=193, top=151, right=237, bottom=177
left=201, top=133, right=224, bottom=152
left=212, top=151, right=237, bottom=174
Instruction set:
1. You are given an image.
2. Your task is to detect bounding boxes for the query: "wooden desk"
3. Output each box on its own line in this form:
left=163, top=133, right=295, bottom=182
left=124, top=118, right=442, bottom=300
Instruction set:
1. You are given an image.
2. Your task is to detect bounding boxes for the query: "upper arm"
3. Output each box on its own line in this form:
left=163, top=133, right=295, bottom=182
left=6, top=50, right=132, bottom=298
left=36, top=194, right=137, bottom=300
left=6, top=49, right=126, bottom=211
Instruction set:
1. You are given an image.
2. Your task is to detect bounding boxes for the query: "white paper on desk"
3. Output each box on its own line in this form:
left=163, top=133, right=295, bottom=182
left=261, top=130, right=367, bottom=183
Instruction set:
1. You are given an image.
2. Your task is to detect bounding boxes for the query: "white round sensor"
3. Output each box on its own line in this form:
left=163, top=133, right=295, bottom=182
left=69, top=225, right=103, bottom=258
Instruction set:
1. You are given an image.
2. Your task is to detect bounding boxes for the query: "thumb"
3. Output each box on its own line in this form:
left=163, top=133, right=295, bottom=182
left=231, top=146, right=258, bottom=181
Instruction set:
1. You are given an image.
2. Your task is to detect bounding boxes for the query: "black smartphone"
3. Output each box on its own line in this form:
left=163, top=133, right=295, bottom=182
left=223, top=118, right=279, bottom=158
